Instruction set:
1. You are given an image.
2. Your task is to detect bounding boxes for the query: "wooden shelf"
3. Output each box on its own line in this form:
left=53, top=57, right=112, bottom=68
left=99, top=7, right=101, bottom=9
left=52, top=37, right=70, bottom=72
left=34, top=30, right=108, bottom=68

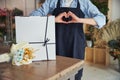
left=85, top=47, right=110, bottom=66
left=85, top=47, right=94, bottom=63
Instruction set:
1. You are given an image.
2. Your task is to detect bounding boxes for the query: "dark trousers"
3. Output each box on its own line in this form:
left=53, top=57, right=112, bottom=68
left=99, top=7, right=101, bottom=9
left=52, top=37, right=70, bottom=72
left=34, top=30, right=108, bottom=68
left=75, top=68, right=83, bottom=80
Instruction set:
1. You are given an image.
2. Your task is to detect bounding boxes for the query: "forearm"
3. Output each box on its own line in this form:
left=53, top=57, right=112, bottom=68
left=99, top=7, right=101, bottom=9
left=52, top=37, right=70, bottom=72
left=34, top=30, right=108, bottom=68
left=78, top=18, right=97, bottom=26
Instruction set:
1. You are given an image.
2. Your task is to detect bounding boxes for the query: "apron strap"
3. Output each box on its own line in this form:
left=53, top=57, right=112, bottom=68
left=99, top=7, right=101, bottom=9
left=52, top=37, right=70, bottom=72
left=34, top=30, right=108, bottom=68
left=57, top=0, right=61, bottom=8
left=77, top=0, right=80, bottom=9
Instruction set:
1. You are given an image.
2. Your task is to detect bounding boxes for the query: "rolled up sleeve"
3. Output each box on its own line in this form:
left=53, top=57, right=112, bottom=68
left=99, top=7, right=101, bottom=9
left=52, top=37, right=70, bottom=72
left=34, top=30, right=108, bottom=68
left=93, top=14, right=106, bottom=29
left=84, top=0, right=106, bottom=29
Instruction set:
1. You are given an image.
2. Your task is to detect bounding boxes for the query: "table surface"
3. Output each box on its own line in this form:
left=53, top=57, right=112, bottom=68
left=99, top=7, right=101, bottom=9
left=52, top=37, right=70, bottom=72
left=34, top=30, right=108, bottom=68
left=0, top=45, right=10, bottom=53
left=0, top=56, right=84, bottom=80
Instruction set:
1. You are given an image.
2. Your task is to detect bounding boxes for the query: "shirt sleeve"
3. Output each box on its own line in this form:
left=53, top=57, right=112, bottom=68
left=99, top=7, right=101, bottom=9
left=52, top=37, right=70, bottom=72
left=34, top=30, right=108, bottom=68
left=29, top=0, right=56, bottom=16
left=83, top=0, right=106, bottom=29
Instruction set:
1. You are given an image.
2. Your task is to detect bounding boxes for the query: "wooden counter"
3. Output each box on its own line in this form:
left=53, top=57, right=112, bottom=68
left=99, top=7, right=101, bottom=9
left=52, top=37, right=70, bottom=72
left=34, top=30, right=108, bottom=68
left=0, top=56, right=84, bottom=80
left=0, top=45, right=10, bottom=54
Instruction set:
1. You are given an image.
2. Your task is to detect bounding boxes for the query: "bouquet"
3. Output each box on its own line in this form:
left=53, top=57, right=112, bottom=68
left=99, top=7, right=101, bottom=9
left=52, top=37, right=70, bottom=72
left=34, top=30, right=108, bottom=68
left=11, top=42, right=35, bottom=66
left=0, top=42, right=36, bottom=66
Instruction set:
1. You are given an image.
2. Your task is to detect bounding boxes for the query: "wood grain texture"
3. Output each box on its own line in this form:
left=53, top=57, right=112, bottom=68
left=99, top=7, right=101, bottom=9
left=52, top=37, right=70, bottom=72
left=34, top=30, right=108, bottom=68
left=0, top=45, right=10, bottom=54
left=0, top=56, right=84, bottom=80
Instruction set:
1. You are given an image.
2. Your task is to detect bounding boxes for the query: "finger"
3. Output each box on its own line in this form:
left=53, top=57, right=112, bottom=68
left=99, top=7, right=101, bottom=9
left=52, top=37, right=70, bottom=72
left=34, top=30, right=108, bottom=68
left=68, top=21, right=77, bottom=23
left=61, top=20, right=68, bottom=24
left=66, top=12, right=69, bottom=18
left=60, top=12, right=67, bottom=17
left=68, top=11, right=76, bottom=17
left=62, top=21, right=68, bottom=24
left=63, top=12, right=68, bottom=18
left=67, top=20, right=78, bottom=23
left=67, top=21, right=73, bottom=23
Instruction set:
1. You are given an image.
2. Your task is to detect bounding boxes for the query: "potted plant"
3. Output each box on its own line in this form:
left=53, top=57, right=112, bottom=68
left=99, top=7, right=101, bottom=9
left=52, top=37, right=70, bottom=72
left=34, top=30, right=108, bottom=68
left=96, top=19, right=120, bottom=70
left=85, top=0, right=110, bottom=65
left=108, top=39, right=120, bottom=72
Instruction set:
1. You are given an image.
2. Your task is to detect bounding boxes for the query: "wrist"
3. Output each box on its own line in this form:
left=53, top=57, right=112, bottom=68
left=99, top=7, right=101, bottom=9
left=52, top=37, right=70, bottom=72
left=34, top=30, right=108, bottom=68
left=78, top=18, right=83, bottom=23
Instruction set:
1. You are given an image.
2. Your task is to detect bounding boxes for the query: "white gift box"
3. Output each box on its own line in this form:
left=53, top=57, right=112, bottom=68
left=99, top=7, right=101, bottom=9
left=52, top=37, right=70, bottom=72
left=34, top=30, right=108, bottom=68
left=15, top=16, right=56, bottom=61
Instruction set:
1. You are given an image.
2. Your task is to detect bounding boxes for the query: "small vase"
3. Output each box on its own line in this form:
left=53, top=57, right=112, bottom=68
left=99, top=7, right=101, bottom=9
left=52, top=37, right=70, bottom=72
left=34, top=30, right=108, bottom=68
left=86, top=40, right=92, bottom=47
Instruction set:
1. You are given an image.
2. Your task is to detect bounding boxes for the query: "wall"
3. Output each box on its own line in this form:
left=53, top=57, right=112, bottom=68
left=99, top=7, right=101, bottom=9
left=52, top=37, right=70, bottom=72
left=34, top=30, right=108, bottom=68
left=108, top=0, right=120, bottom=66
left=108, top=0, right=120, bottom=21
left=0, top=0, right=35, bottom=16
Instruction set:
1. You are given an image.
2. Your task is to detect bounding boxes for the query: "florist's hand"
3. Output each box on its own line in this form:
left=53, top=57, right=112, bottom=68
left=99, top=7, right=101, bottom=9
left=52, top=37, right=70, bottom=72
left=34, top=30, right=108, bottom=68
left=55, top=11, right=81, bottom=24
left=67, top=11, right=81, bottom=23
left=55, top=12, right=68, bottom=23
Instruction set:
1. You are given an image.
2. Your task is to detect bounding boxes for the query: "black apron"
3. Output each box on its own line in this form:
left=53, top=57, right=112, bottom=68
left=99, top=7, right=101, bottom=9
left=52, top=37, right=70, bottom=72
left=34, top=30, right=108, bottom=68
left=52, top=0, right=86, bottom=60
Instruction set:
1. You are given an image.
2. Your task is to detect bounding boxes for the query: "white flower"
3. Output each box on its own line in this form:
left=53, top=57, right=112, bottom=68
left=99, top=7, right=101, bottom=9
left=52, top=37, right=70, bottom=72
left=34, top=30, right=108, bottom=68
left=0, top=53, right=11, bottom=63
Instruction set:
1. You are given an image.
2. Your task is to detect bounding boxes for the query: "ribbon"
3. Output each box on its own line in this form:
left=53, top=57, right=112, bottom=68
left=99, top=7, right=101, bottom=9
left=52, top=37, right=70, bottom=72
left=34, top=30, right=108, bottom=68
left=29, top=16, right=53, bottom=60
left=43, top=38, right=50, bottom=46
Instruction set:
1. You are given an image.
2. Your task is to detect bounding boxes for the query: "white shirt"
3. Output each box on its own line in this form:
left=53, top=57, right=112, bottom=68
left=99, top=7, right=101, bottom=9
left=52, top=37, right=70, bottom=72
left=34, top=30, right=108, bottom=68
left=30, top=0, right=106, bottom=28
left=64, top=0, right=73, bottom=7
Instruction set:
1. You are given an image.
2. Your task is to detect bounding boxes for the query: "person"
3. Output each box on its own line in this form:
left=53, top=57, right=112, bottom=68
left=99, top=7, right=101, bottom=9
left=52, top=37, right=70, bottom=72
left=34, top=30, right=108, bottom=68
left=30, top=0, right=106, bottom=80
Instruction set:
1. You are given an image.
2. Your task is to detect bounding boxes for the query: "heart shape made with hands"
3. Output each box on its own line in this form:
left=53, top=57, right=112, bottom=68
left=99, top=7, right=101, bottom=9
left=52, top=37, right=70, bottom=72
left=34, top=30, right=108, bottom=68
left=56, top=11, right=78, bottom=23
left=62, top=15, right=72, bottom=22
